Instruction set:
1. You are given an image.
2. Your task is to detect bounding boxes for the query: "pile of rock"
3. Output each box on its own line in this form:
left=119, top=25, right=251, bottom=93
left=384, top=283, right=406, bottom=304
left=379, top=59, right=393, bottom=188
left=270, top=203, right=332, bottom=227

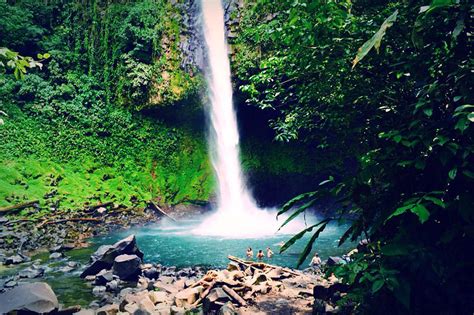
left=80, top=234, right=144, bottom=281
left=87, top=255, right=318, bottom=314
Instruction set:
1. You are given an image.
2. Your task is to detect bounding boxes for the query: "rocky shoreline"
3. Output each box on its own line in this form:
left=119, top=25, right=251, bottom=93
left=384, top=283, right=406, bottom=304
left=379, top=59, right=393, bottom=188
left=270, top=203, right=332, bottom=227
left=1, top=202, right=355, bottom=314
left=0, top=201, right=205, bottom=265
left=0, top=230, right=356, bottom=314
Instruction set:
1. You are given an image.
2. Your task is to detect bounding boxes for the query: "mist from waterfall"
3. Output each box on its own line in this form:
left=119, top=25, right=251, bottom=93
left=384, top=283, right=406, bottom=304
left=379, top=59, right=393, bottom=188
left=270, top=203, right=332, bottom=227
left=193, top=0, right=308, bottom=237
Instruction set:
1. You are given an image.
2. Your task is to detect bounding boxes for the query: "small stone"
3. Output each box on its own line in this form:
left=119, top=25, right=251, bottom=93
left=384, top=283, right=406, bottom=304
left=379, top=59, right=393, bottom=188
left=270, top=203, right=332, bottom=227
left=92, top=286, right=106, bottom=297
left=96, top=207, right=107, bottom=214
left=95, top=269, right=114, bottom=285
left=49, top=252, right=63, bottom=260
left=67, top=261, right=78, bottom=268
left=4, top=280, right=17, bottom=288
left=106, top=280, right=119, bottom=292
left=18, top=267, right=44, bottom=279
left=143, top=267, right=159, bottom=280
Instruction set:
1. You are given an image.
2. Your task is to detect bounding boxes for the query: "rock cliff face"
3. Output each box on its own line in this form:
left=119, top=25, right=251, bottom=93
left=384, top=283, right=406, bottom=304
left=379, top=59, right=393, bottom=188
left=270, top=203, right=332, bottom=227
left=171, top=0, right=243, bottom=74
left=174, top=0, right=206, bottom=72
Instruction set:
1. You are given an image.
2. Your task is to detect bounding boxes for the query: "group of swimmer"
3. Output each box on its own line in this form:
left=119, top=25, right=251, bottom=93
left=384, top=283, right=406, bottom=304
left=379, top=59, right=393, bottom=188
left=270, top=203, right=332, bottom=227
left=246, top=247, right=274, bottom=260
left=245, top=247, right=322, bottom=268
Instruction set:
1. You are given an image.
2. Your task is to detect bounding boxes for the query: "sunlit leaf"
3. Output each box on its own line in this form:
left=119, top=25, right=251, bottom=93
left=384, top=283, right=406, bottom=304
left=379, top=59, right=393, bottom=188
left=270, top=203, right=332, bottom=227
left=352, top=10, right=398, bottom=69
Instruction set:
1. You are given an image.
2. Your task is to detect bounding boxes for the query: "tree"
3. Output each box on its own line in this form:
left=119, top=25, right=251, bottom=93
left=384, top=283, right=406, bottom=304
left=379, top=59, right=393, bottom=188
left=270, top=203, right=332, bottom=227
left=236, top=0, right=473, bottom=312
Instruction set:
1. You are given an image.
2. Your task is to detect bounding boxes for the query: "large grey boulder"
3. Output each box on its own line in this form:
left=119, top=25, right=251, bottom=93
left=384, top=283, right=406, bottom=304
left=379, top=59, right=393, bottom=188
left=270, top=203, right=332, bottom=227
left=113, top=254, right=142, bottom=280
left=81, top=235, right=143, bottom=278
left=0, top=282, right=58, bottom=314
left=326, top=256, right=344, bottom=266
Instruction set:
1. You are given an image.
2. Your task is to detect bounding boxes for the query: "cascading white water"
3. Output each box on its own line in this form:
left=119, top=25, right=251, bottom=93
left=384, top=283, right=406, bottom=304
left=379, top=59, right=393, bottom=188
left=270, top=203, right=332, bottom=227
left=193, top=0, right=307, bottom=237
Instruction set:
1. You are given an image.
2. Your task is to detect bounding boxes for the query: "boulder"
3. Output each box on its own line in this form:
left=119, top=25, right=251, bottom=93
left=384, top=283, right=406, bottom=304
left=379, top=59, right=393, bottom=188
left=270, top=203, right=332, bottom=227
left=0, top=282, right=58, bottom=314
left=326, top=256, right=344, bottom=266
left=149, top=291, right=168, bottom=304
left=174, top=286, right=203, bottom=307
left=97, top=303, right=119, bottom=315
left=203, top=288, right=232, bottom=313
left=4, top=254, right=24, bottom=265
left=81, top=235, right=144, bottom=278
left=113, top=254, right=141, bottom=280
left=143, top=267, right=159, bottom=280
left=227, top=262, right=241, bottom=272
left=95, top=269, right=114, bottom=285
left=155, top=303, right=172, bottom=314
left=18, top=266, right=44, bottom=279
left=170, top=305, right=186, bottom=315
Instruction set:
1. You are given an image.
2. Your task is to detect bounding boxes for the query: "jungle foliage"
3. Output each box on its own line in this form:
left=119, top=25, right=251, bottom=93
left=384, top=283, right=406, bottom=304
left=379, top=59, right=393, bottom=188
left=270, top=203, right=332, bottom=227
left=235, top=0, right=473, bottom=313
left=0, top=0, right=213, bottom=209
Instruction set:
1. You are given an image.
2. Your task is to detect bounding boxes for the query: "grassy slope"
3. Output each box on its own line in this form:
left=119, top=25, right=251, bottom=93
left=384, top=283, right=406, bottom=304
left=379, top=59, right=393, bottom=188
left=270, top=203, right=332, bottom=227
left=0, top=97, right=213, bottom=211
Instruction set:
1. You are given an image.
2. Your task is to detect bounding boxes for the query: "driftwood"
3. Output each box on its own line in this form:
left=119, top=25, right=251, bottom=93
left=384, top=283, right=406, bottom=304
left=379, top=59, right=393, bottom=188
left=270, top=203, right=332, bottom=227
left=222, top=285, right=247, bottom=306
left=150, top=202, right=176, bottom=222
left=228, top=255, right=302, bottom=277
left=191, top=280, right=216, bottom=307
left=37, top=217, right=102, bottom=228
left=4, top=218, right=37, bottom=226
left=0, top=200, right=39, bottom=214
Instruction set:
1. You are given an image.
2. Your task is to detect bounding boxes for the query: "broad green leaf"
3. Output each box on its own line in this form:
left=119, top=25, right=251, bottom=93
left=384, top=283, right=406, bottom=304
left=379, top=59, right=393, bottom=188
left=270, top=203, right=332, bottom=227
left=411, top=204, right=430, bottom=223
left=468, top=113, right=474, bottom=122
left=381, top=243, right=415, bottom=256
left=423, top=196, right=446, bottom=208
left=386, top=203, right=430, bottom=224
left=277, top=199, right=317, bottom=231
left=352, top=10, right=398, bottom=69
left=277, top=191, right=317, bottom=217
left=372, top=279, right=384, bottom=293
left=462, top=170, right=474, bottom=179
left=280, top=219, right=329, bottom=253
left=393, top=280, right=411, bottom=308
left=449, top=167, right=457, bottom=180
left=296, top=223, right=327, bottom=268
left=338, top=225, right=354, bottom=246
left=454, top=104, right=474, bottom=112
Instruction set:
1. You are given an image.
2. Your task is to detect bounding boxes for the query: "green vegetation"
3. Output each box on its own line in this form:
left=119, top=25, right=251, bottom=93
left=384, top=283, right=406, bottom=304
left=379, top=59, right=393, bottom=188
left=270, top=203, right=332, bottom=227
left=0, top=0, right=211, bottom=210
left=235, top=0, right=473, bottom=312
left=0, top=0, right=312, bottom=212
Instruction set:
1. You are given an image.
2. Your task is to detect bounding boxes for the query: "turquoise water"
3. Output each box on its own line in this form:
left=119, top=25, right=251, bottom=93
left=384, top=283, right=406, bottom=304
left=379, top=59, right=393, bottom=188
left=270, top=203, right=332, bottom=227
left=91, top=219, right=354, bottom=269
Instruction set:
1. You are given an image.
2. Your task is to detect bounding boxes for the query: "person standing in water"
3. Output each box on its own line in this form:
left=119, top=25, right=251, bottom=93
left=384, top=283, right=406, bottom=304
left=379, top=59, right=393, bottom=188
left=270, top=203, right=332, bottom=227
left=257, top=249, right=265, bottom=260
left=246, top=247, right=253, bottom=259
left=266, top=247, right=274, bottom=258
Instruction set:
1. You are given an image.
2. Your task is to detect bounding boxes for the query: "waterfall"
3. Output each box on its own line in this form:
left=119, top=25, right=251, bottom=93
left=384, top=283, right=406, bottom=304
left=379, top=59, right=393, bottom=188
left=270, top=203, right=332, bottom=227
left=193, top=0, right=306, bottom=237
